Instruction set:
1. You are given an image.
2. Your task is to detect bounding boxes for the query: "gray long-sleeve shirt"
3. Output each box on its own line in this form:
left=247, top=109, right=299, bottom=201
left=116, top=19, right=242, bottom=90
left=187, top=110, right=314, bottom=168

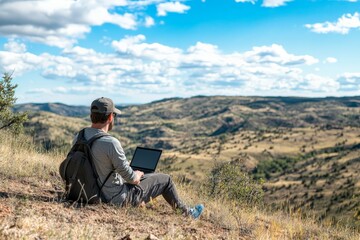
left=74, top=127, right=136, bottom=204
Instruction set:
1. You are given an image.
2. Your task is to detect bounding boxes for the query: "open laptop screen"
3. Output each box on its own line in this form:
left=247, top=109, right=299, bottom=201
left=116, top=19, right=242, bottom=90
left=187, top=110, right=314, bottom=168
left=130, top=147, right=162, bottom=173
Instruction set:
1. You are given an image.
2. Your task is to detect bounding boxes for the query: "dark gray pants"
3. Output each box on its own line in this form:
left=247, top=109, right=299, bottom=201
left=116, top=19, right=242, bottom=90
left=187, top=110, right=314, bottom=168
left=127, top=173, right=188, bottom=213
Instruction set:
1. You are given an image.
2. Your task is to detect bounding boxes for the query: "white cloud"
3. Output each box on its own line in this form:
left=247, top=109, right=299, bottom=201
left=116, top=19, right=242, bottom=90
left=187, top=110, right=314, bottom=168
left=337, top=72, right=360, bottom=91
left=52, top=86, right=110, bottom=94
left=298, top=74, right=339, bottom=92
left=0, top=24, right=91, bottom=48
left=262, top=0, right=292, bottom=7
left=0, top=41, right=44, bottom=76
left=305, top=12, right=360, bottom=34
left=242, top=44, right=319, bottom=66
left=0, top=51, right=41, bottom=76
left=108, top=13, right=138, bottom=30
left=144, top=16, right=155, bottom=27
left=127, top=0, right=166, bottom=8
left=0, top=0, right=138, bottom=48
left=157, top=1, right=190, bottom=16
left=111, top=35, right=182, bottom=61
left=1, top=36, right=344, bottom=99
left=183, top=42, right=224, bottom=67
left=325, top=57, right=338, bottom=64
left=4, top=39, right=26, bottom=53
left=236, top=0, right=293, bottom=7
left=235, top=0, right=256, bottom=4
left=0, top=0, right=192, bottom=48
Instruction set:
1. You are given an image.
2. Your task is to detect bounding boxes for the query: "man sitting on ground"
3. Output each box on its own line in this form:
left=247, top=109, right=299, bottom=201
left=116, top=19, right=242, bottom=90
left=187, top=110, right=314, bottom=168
left=78, top=97, right=203, bottom=218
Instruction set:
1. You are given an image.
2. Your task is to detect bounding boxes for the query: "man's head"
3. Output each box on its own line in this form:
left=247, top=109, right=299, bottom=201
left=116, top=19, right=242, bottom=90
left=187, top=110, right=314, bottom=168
left=90, top=97, right=121, bottom=129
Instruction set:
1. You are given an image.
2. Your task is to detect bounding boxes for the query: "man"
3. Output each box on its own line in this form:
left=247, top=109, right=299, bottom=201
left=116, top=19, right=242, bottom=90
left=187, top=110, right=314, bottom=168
left=79, top=97, right=203, bottom=218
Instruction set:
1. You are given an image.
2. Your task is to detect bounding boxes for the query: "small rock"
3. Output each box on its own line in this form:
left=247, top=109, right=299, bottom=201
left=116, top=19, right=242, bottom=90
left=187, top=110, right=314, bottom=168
left=119, top=234, right=132, bottom=240
left=145, top=233, right=159, bottom=240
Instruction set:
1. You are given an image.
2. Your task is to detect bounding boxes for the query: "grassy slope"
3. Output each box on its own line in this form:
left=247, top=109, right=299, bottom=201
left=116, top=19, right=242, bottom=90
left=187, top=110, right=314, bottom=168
left=15, top=95, right=360, bottom=231
left=0, top=132, right=359, bottom=239
left=119, top=96, right=360, bottom=227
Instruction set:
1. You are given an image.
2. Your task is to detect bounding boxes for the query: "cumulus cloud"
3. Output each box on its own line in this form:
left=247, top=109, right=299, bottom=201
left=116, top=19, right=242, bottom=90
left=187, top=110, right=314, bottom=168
left=3, top=39, right=26, bottom=53
left=235, top=0, right=257, bottom=4
left=25, top=85, right=112, bottom=96
left=0, top=41, right=44, bottom=76
left=157, top=1, right=190, bottom=16
left=337, top=72, right=360, bottom=91
left=298, top=74, right=339, bottom=92
left=112, top=35, right=182, bottom=61
left=305, top=12, right=360, bottom=34
left=262, top=0, right=292, bottom=7
left=325, top=57, right=338, bottom=64
left=235, top=0, right=293, bottom=7
left=1, top=36, right=343, bottom=98
left=243, top=44, right=318, bottom=65
left=0, top=0, right=138, bottom=48
left=0, top=0, right=191, bottom=48
left=144, top=16, right=155, bottom=27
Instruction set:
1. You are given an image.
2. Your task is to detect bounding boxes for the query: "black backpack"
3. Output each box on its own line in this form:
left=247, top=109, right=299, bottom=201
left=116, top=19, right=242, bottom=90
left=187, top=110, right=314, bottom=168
left=59, top=129, right=113, bottom=204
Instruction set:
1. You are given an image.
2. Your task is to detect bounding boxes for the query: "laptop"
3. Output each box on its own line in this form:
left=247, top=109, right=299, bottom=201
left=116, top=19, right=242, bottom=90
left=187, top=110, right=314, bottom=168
left=130, top=147, right=162, bottom=174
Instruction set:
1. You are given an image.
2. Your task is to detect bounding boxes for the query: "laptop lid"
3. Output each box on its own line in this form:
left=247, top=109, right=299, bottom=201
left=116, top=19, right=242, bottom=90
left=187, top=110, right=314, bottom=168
left=130, top=147, right=162, bottom=174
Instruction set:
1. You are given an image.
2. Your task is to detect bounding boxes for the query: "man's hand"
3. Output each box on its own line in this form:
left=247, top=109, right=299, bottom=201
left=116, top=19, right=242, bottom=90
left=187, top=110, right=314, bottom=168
left=132, top=170, right=144, bottom=185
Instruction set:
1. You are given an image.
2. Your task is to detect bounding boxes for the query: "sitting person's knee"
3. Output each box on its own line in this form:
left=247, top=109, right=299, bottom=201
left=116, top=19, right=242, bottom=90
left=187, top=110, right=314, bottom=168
left=161, top=173, right=171, bottom=179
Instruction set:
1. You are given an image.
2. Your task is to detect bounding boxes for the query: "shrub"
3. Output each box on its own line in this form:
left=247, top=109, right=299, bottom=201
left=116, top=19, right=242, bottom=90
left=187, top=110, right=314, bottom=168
left=206, top=160, right=264, bottom=206
left=252, top=156, right=301, bottom=180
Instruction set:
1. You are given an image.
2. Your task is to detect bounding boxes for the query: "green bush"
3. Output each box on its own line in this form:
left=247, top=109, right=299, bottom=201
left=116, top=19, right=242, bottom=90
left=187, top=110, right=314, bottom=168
left=253, top=156, right=301, bottom=180
left=206, top=160, right=264, bottom=206
left=0, top=72, right=27, bottom=134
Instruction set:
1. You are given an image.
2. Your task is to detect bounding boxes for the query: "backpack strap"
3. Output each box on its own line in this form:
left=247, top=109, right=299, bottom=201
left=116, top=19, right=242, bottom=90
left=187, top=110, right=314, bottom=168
left=98, top=171, right=113, bottom=201
left=86, top=131, right=109, bottom=147
left=83, top=129, right=114, bottom=202
left=75, top=128, right=87, bottom=145
left=84, top=130, right=110, bottom=182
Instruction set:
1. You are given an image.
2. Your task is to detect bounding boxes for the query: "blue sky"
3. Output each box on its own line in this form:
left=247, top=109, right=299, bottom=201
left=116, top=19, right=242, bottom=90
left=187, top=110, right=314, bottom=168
left=0, top=0, right=360, bottom=105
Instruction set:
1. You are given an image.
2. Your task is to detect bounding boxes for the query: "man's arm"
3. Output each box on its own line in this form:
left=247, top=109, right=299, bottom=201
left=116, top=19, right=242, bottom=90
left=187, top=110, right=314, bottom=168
left=108, top=138, right=143, bottom=184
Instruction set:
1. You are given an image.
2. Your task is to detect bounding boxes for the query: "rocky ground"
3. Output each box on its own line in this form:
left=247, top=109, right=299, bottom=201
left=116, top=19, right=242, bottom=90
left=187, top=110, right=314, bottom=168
left=0, top=175, right=254, bottom=240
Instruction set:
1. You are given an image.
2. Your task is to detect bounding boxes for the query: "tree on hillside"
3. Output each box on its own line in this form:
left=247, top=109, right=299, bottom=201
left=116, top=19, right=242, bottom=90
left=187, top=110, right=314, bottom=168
left=0, top=72, right=27, bottom=134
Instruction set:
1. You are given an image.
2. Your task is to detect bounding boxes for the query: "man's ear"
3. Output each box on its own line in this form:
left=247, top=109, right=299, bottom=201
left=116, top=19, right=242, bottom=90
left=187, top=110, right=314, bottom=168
left=108, top=113, right=113, bottom=122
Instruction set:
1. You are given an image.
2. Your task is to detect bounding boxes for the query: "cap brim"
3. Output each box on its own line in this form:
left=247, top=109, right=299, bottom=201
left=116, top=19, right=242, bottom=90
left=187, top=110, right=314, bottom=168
left=114, top=108, right=122, bottom=115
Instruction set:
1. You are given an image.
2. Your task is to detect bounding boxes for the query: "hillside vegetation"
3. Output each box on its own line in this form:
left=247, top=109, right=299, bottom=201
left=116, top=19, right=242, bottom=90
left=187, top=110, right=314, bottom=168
left=13, top=95, right=360, bottom=231
left=0, top=130, right=359, bottom=239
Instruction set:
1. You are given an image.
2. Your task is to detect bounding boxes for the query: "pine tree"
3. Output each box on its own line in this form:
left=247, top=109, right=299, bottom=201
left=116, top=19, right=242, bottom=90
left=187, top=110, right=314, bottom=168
left=0, top=72, right=27, bottom=134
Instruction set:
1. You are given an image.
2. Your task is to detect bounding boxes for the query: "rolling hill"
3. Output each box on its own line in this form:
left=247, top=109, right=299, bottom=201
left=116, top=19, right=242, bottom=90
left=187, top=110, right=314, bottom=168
left=13, top=102, right=90, bottom=117
left=14, top=95, right=360, bottom=229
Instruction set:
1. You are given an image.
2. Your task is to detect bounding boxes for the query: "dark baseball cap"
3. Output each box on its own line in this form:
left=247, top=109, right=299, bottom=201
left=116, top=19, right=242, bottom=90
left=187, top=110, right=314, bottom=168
left=91, top=97, right=121, bottom=115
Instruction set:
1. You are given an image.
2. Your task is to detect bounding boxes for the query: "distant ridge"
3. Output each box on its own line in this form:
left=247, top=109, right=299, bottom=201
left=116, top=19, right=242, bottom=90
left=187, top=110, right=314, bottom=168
left=13, top=102, right=89, bottom=117
left=149, top=97, right=183, bottom=104
left=13, top=95, right=360, bottom=117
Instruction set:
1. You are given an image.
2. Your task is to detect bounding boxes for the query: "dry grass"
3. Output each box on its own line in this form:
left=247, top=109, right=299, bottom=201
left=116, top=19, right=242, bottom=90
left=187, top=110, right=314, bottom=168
left=0, top=132, right=63, bottom=179
left=1, top=130, right=359, bottom=239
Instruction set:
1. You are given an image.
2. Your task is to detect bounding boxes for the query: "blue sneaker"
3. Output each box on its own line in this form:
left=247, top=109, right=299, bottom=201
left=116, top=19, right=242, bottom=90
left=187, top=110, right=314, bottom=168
left=189, top=204, right=204, bottom=219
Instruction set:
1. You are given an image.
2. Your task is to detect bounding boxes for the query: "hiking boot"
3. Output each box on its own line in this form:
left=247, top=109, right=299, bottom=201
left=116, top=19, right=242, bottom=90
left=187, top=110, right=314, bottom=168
left=189, top=204, right=204, bottom=219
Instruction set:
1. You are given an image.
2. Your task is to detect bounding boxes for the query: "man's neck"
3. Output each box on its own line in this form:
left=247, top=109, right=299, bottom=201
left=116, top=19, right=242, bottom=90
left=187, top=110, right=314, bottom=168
left=91, top=123, right=109, bottom=133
